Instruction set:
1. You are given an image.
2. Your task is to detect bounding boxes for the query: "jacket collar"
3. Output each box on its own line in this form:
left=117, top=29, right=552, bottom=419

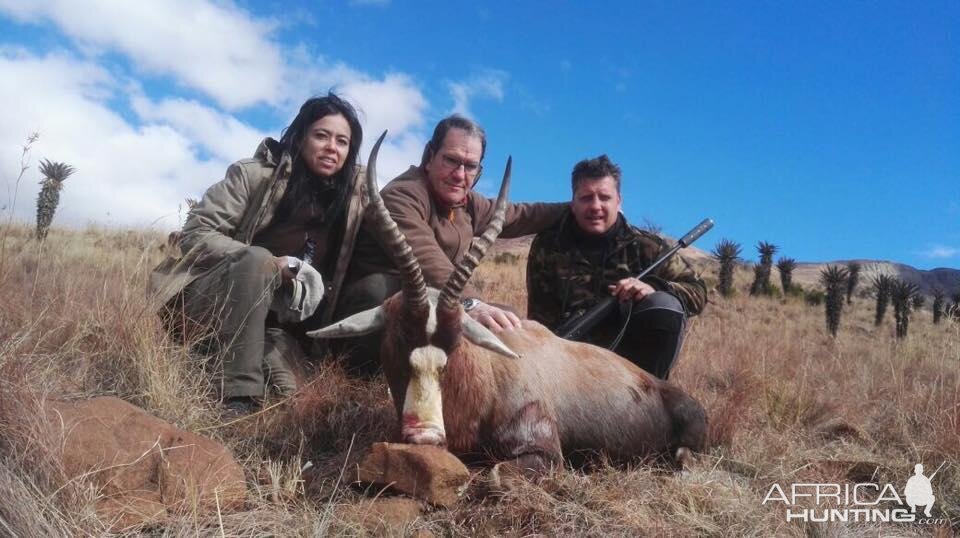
left=254, top=137, right=293, bottom=179
left=556, top=209, right=630, bottom=251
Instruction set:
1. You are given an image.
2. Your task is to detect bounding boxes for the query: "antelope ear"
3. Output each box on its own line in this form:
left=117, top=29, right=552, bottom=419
left=461, top=315, right=520, bottom=359
left=307, top=306, right=386, bottom=338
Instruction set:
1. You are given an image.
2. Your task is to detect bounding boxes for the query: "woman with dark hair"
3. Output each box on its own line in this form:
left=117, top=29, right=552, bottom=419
left=150, top=93, right=367, bottom=416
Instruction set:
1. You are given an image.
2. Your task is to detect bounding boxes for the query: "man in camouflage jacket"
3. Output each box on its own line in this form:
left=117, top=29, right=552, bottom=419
left=526, top=155, right=706, bottom=379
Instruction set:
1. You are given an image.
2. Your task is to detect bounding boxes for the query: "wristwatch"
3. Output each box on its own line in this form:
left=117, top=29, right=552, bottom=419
left=287, top=257, right=301, bottom=274
left=462, top=298, right=480, bottom=312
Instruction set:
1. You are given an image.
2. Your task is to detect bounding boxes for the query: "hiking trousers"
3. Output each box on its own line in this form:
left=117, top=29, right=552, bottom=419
left=171, top=246, right=301, bottom=399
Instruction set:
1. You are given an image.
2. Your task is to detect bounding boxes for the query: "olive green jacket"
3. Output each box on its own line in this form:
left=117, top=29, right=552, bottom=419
left=149, top=138, right=368, bottom=324
left=527, top=210, right=707, bottom=329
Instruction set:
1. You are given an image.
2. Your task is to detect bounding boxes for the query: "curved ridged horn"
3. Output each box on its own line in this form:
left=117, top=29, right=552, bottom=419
left=437, top=156, right=512, bottom=310
left=366, top=131, right=429, bottom=309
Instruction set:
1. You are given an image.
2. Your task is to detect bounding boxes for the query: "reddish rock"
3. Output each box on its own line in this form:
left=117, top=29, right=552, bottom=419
left=814, top=417, right=867, bottom=442
left=356, top=442, right=469, bottom=507
left=44, top=396, right=246, bottom=531
left=806, top=459, right=887, bottom=483
left=340, top=497, right=424, bottom=533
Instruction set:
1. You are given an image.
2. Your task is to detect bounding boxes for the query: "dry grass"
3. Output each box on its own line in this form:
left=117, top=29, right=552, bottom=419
left=0, top=222, right=957, bottom=536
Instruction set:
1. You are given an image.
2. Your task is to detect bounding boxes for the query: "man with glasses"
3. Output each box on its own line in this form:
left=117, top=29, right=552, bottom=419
left=333, top=115, right=565, bottom=372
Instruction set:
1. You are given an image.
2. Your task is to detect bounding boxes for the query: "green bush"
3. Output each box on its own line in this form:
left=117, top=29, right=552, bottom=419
left=805, top=289, right=824, bottom=306
left=786, top=284, right=806, bottom=298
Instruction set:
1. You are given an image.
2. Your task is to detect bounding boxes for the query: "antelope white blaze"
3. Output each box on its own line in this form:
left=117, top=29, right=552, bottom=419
left=401, top=345, right=448, bottom=445
left=425, top=298, right=438, bottom=336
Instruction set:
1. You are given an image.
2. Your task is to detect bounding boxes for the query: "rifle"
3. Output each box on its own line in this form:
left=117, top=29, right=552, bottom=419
left=556, top=218, right=714, bottom=341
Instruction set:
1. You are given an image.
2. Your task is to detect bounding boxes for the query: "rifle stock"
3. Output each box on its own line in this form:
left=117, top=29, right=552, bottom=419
left=556, top=218, right=713, bottom=341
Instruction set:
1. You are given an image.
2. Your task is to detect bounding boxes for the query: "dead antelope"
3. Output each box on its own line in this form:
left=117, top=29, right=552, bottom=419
left=310, top=132, right=707, bottom=472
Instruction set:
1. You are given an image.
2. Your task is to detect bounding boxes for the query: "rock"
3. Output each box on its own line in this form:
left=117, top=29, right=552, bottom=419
left=807, top=459, right=887, bottom=483
left=814, top=417, right=867, bottom=442
left=339, top=497, right=424, bottom=533
left=356, top=442, right=469, bottom=507
left=717, top=458, right=760, bottom=479
left=44, top=396, right=246, bottom=531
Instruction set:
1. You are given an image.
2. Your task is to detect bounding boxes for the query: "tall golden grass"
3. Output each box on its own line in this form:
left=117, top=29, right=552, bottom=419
left=0, top=222, right=956, bottom=536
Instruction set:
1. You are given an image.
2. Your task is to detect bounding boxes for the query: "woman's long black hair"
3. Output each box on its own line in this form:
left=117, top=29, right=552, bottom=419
left=273, top=92, right=363, bottom=226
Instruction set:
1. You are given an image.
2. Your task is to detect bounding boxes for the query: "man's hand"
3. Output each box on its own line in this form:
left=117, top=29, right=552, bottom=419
left=273, top=256, right=298, bottom=282
left=468, top=301, right=523, bottom=332
left=608, top=277, right=656, bottom=303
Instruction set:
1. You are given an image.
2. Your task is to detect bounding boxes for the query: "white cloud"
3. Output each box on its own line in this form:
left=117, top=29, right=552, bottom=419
left=0, top=51, right=226, bottom=230
left=341, top=74, right=427, bottom=183
left=448, top=70, right=509, bottom=117
left=921, top=245, right=959, bottom=259
left=0, top=1, right=434, bottom=229
left=131, top=96, right=269, bottom=163
left=0, top=49, right=430, bottom=229
left=0, top=0, right=285, bottom=110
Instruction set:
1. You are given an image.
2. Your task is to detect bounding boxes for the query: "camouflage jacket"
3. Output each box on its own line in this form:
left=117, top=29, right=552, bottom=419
left=526, top=210, right=706, bottom=331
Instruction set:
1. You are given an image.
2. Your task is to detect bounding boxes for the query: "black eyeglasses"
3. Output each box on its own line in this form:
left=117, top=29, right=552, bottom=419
left=439, top=154, right=482, bottom=176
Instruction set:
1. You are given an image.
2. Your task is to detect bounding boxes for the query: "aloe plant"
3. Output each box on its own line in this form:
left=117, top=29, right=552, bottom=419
left=750, top=241, right=778, bottom=296
left=871, top=274, right=893, bottom=326
left=932, top=288, right=945, bottom=324
left=712, top=239, right=742, bottom=297
left=845, top=262, right=861, bottom=304
left=820, top=265, right=848, bottom=337
left=35, top=159, right=75, bottom=241
left=891, top=279, right=920, bottom=339
left=776, top=257, right=797, bottom=294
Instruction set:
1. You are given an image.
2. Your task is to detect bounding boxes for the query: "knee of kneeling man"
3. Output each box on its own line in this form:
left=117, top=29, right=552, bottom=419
left=640, top=291, right=684, bottom=313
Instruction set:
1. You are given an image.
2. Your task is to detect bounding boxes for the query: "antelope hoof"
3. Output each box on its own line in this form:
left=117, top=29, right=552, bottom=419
left=675, top=446, right=694, bottom=470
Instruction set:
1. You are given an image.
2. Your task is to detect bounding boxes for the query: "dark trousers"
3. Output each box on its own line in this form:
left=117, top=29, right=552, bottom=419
left=331, top=273, right=401, bottom=375
left=585, top=291, right=687, bottom=380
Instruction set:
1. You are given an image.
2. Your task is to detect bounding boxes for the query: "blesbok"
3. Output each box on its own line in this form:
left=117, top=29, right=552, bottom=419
left=310, top=132, right=707, bottom=471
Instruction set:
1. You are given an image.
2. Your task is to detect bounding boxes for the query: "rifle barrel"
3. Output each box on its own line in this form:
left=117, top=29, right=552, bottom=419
left=555, top=218, right=714, bottom=341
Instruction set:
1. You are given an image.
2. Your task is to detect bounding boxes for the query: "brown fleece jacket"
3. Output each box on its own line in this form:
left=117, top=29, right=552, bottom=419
left=349, top=165, right=566, bottom=294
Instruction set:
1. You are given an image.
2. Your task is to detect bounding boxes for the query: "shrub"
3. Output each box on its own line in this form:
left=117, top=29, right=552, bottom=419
left=845, top=262, right=861, bottom=304
left=776, top=257, right=796, bottom=294
left=35, top=159, right=75, bottom=241
left=805, top=289, right=825, bottom=306
left=711, top=239, right=741, bottom=298
left=749, top=241, right=777, bottom=296
left=820, top=265, right=849, bottom=337
left=891, top=279, right=920, bottom=339
left=871, top=274, right=894, bottom=326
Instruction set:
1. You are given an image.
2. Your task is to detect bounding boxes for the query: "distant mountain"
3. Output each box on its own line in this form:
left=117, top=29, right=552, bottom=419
left=492, top=237, right=960, bottom=299
left=791, top=260, right=960, bottom=299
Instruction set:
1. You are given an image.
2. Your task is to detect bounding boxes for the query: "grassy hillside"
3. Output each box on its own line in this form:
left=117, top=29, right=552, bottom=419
left=0, top=223, right=957, bottom=536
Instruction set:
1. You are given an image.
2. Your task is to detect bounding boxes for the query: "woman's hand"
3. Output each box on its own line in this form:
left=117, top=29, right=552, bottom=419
left=274, top=256, right=299, bottom=282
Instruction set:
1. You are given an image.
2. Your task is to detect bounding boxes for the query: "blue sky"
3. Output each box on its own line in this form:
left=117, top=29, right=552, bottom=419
left=1, top=1, right=957, bottom=269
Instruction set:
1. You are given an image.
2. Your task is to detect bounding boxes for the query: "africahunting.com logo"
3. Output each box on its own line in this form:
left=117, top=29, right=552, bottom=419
left=763, top=462, right=947, bottom=524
